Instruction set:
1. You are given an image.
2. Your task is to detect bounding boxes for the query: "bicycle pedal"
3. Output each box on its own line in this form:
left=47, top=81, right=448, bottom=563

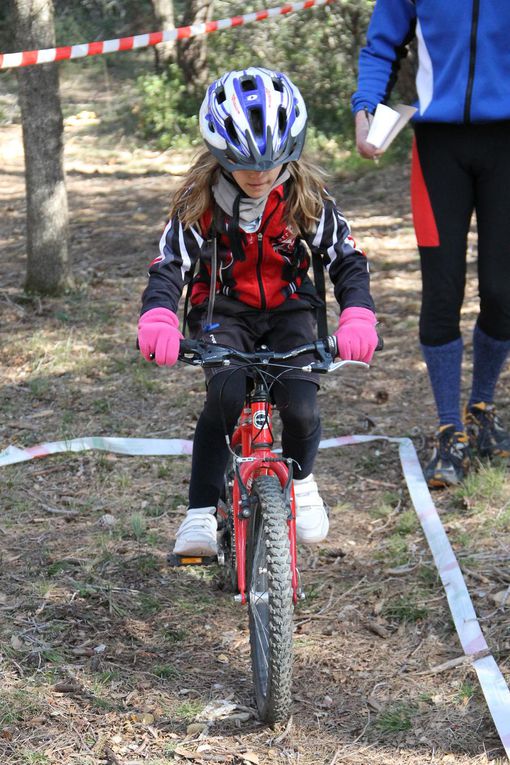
left=167, top=552, right=217, bottom=567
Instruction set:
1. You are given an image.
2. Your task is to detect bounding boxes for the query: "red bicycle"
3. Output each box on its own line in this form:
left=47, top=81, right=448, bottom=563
left=176, top=336, right=368, bottom=723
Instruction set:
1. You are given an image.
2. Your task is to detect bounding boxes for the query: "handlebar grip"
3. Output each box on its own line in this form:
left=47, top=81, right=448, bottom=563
left=179, top=338, right=199, bottom=354
left=325, top=335, right=338, bottom=357
left=326, top=333, right=383, bottom=358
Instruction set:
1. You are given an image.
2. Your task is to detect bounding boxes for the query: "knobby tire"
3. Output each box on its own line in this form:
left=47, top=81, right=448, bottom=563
left=247, top=474, right=293, bottom=724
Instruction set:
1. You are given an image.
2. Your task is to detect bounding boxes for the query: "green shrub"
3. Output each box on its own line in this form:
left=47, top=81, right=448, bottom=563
left=136, top=66, right=201, bottom=149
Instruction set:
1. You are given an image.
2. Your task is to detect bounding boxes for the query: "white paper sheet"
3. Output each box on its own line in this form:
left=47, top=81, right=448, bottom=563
left=366, top=103, right=417, bottom=151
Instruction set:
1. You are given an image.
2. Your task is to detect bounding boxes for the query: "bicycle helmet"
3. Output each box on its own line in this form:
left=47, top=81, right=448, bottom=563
left=199, top=66, right=307, bottom=173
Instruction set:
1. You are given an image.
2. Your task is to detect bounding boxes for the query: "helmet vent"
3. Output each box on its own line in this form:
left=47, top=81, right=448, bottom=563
left=249, top=108, right=264, bottom=138
left=216, top=87, right=227, bottom=104
left=272, top=77, right=284, bottom=93
left=241, top=77, right=257, bottom=92
left=277, top=107, right=288, bottom=134
left=224, top=116, right=239, bottom=144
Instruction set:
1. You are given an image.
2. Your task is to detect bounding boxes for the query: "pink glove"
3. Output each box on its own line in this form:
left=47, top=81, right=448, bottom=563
left=334, top=306, right=378, bottom=363
left=138, top=307, right=183, bottom=366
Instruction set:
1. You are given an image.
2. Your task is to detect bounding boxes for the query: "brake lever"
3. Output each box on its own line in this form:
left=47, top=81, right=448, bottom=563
left=328, top=359, right=370, bottom=372
left=301, top=359, right=369, bottom=373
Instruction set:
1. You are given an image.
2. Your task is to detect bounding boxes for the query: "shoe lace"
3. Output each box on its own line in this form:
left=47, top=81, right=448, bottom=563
left=437, top=429, right=466, bottom=460
left=473, top=405, right=504, bottom=433
left=437, top=429, right=455, bottom=458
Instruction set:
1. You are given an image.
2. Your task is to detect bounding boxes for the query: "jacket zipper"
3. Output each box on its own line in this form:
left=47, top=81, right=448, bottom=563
left=256, top=233, right=266, bottom=310
left=255, top=205, right=279, bottom=309
left=464, top=0, right=480, bottom=123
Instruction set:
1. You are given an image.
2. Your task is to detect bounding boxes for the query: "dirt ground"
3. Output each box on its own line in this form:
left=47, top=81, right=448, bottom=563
left=1, top=115, right=509, bottom=765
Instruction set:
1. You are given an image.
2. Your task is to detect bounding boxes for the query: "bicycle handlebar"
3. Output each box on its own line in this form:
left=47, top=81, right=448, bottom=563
left=178, top=334, right=382, bottom=373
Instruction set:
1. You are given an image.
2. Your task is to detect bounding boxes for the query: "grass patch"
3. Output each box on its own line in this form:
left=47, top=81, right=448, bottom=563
left=0, top=688, right=46, bottom=724
left=137, top=594, right=162, bottom=615
left=382, top=594, right=428, bottom=623
left=394, top=510, right=418, bottom=535
left=173, top=699, right=203, bottom=721
left=129, top=512, right=147, bottom=542
left=160, top=627, right=187, bottom=644
left=455, top=681, right=476, bottom=704
left=153, top=663, right=178, bottom=680
left=454, top=462, right=509, bottom=516
left=17, top=753, right=52, bottom=765
left=417, top=564, right=440, bottom=588
left=376, top=534, right=409, bottom=567
left=375, top=702, right=416, bottom=734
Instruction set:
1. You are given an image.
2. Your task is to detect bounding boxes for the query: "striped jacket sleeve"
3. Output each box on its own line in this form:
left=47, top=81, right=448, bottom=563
left=304, top=199, right=375, bottom=312
left=141, top=215, right=204, bottom=315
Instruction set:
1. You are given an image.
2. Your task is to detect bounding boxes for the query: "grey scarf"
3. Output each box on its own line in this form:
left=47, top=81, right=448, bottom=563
left=212, top=168, right=291, bottom=229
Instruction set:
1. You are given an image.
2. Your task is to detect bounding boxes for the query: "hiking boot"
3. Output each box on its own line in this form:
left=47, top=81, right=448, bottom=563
left=465, top=402, right=510, bottom=459
left=293, top=474, right=329, bottom=544
left=173, top=507, right=218, bottom=557
left=424, top=425, right=471, bottom=488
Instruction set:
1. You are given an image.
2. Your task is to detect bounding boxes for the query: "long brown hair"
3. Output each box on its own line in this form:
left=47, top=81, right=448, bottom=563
left=169, top=149, right=334, bottom=235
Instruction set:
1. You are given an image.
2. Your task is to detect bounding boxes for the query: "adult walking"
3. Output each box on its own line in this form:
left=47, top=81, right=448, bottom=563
left=352, top=0, right=510, bottom=487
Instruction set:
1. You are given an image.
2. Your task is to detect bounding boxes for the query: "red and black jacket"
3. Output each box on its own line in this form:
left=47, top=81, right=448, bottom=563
left=141, top=181, right=374, bottom=316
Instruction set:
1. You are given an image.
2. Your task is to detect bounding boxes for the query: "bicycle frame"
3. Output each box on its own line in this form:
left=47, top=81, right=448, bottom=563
left=228, top=380, right=298, bottom=605
left=178, top=336, right=372, bottom=603
left=174, top=337, right=375, bottom=723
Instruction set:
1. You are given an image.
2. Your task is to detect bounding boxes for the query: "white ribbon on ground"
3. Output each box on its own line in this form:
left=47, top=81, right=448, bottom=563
left=1, top=432, right=509, bottom=757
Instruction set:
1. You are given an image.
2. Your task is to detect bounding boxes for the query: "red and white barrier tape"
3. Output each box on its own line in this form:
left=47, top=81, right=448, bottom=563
left=0, top=0, right=335, bottom=70
left=1, top=432, right=509, bottom=757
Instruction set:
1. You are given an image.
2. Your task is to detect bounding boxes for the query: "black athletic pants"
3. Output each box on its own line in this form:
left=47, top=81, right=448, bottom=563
left=411, top=121, right=510, bottom=345
left=187, top=296, right=322, bottom=508
left=188, top=373, right=320, bottom=508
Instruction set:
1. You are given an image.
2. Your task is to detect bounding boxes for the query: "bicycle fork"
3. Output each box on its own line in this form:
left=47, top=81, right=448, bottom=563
left=230, top=392, right=299, bottom=605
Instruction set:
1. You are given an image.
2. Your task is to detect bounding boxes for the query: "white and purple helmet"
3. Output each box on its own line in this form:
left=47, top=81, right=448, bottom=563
left=199, top=67, right=307, bottom=172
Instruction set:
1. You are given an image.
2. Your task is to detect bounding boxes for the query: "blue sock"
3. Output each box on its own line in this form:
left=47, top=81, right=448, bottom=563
left=469, top=324, right=510, bottom=407
left=421, top=338, right=464, bottom=430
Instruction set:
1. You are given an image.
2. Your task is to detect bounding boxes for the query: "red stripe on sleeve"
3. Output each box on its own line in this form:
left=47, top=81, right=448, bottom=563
left=411, top=137, right=440, bottom=248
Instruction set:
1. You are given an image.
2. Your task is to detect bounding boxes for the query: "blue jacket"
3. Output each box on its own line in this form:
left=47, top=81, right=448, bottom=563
left=352, top=0, right=510, bottom=123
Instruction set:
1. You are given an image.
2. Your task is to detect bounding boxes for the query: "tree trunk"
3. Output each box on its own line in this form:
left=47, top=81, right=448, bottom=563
left=175, top=0, right=215, bottom=96
left=12, top=0, right=72, bottom=295
left=151, top=0, right=175, bottom=68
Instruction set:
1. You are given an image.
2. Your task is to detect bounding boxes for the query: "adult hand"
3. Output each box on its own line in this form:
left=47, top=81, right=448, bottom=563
left=355, top=110, right=383, bottom=160
left=137, top=307, right=183, bottom=366
left=335, top=306, right=378, bottom=363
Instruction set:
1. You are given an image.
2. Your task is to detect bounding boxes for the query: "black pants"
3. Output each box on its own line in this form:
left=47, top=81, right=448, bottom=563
left=187, top=296, right=321, bottom=508
left=188, top=373, right=320, bottom=508
left=411, top=121, right=510, bottom=345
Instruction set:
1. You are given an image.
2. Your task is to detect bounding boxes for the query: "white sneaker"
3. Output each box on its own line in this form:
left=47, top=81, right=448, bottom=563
left=173, top=507, right=218, bottom=556
left=293, top=474, right=329, bottom=544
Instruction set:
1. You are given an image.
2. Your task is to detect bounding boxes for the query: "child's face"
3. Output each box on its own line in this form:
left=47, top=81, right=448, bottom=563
left=232, top=166, right=283, bottom=198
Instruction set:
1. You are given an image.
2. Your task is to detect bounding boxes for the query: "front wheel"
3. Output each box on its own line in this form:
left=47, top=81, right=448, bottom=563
left=247, top=474, right=293, bottom=723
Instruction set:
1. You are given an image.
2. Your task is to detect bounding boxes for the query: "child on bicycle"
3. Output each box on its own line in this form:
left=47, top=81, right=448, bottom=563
left=138, top=67, right=378, bottom=557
